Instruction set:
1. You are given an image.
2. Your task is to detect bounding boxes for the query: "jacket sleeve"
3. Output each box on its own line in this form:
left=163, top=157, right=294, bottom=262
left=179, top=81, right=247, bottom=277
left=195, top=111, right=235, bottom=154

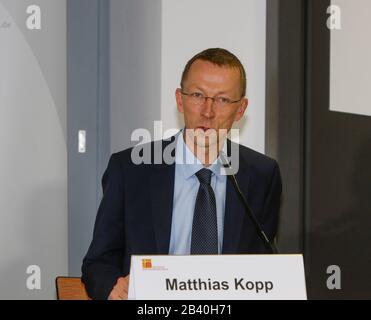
left=81, top=153, right=126, bottom=300
left=261, top=161, right=283, bottom=243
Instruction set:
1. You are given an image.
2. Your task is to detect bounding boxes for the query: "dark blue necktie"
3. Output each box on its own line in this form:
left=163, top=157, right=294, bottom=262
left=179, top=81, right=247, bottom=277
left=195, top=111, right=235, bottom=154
left=191, top=168, right=218, bottom=254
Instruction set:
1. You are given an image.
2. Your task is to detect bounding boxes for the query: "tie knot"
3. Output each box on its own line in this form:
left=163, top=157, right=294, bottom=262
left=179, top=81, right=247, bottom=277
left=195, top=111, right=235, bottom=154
left=195, top=168, right=212, bottom=185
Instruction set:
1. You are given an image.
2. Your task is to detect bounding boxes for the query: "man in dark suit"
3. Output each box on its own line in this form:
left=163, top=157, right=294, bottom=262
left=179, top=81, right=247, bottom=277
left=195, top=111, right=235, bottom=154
left=82, top=48, right=282, bottom=300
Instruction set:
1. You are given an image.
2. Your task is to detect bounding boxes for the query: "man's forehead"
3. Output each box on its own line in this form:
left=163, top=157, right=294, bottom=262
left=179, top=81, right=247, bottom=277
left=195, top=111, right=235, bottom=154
left=185, top=60, right=241, bottom=91
left=189, top=59, right=240, bottom=74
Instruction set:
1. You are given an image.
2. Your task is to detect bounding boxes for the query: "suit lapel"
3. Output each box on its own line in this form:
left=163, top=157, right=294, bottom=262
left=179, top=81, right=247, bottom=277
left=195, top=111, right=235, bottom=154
left=150, top=139, right=176, bottom=254
left=222, top=161, right=250, bottom=253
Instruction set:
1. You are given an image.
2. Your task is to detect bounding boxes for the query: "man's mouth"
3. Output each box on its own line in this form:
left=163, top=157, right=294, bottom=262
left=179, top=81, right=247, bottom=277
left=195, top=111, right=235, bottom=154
left=196, top=126, right=211, bottom=132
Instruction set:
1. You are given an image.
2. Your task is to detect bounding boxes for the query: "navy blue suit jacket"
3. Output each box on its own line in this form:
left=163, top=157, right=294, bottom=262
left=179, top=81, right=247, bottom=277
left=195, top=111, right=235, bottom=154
left=81, top=137, right=282, bottom=299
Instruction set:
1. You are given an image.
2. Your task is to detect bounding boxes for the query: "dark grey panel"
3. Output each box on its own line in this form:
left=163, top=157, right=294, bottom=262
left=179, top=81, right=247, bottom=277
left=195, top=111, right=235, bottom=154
left=305, top=0, right=371, bottom=299
left=266, top=0, right=306, bottom=254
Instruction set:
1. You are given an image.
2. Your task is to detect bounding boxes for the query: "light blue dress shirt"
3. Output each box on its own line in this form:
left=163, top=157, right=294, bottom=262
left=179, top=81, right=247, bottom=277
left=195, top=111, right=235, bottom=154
left=168, top=132, right=227, bottom=254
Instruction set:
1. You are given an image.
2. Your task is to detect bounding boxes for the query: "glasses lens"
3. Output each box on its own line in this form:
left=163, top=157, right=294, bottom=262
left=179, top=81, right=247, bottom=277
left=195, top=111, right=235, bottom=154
left=190, top=94, right=204, bottom=105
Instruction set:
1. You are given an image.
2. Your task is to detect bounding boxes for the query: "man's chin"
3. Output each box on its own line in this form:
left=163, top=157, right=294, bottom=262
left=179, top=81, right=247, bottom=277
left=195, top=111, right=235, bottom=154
left=184, top=128, right=226, bottom=150
left=194, top=138, right=219, bottom=150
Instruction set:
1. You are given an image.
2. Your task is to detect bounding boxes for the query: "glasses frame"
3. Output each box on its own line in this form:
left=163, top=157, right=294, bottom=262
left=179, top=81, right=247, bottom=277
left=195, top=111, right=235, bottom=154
left=181, top=91, right=243, bottom=107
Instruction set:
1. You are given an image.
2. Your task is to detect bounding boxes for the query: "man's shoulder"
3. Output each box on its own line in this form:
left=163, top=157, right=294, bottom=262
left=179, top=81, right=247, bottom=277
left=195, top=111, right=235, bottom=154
left=234, top=143, right=279, bottom=176
left=109, top=137, right=176, bottom=169
left=238, top=144, right=277, bottom=166
left=230, top=143, right=281, bottom=191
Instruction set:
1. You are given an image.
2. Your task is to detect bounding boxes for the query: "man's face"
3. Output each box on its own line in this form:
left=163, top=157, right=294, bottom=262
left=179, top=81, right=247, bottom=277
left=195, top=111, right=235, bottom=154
left=176, top=59, right=248, bottom=150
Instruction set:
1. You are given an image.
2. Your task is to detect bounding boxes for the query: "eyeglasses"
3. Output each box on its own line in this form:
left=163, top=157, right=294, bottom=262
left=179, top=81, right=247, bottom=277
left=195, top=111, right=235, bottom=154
left=181, top=91, right=242, bottom=107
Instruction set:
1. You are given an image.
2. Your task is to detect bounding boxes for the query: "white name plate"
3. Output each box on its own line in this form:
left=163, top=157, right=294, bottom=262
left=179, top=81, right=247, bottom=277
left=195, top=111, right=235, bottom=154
left=128, top=254, right=307, bottom=300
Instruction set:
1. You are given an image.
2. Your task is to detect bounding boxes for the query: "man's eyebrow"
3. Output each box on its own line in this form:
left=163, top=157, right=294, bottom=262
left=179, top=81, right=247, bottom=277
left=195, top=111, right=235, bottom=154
left=190, top=86, right=231, bottom=96
left=190, top=86, right=206, bottom=92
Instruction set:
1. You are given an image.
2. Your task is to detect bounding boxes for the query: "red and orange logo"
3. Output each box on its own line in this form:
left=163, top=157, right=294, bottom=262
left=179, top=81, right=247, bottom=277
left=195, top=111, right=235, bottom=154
left=142, top=259, right=152, bottom=269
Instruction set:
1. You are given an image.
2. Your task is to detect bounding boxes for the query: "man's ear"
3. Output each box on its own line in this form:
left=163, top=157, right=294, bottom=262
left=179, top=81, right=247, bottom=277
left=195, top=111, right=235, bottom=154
left=175, top=88, right=184, bottom=113
left=234, top=97, right=248, bottom=121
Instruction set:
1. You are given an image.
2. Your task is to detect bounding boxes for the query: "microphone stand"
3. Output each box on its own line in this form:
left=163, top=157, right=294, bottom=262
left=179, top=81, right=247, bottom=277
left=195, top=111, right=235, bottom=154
left=219, top=152, right=279, bottom=254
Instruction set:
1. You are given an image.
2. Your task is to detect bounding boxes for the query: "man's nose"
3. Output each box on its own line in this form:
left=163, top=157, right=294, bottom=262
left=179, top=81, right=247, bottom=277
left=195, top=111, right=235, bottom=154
left=201, top=97, right=216, bottom=118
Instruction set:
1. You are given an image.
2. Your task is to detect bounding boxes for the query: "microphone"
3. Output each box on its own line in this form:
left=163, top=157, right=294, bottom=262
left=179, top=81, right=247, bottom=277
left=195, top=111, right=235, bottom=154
left=219, top=151, right=279, bottom=254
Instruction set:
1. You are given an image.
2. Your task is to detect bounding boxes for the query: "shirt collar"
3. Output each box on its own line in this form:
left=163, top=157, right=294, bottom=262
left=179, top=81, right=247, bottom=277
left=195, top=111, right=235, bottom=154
left=175, top=130, right=227, bottom=180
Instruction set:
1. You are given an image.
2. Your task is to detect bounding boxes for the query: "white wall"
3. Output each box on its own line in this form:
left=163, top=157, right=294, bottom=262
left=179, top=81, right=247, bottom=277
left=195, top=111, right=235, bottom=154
left=330, top=0, right=371, bottom=117
left=161, top=0, right=267, bottom=153
left=0, top=0, right=67, bottom=299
